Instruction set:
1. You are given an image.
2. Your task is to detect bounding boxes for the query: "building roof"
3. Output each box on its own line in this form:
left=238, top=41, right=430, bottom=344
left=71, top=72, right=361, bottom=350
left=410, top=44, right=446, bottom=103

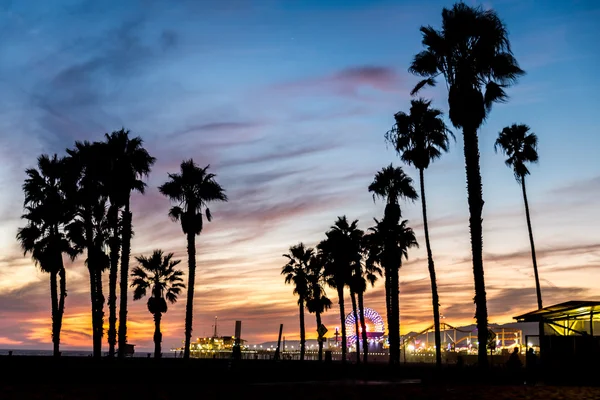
left=513, top=301, right=600, bottom=322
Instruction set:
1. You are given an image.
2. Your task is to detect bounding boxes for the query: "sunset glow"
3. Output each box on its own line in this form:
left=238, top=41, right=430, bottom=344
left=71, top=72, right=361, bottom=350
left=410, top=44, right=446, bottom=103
left=0, top=0, right=598, bottom=353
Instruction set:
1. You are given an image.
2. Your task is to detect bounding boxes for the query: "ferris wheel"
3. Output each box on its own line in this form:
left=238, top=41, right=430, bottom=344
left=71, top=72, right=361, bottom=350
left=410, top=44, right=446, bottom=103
left=344, top=307, right=385, bottom=344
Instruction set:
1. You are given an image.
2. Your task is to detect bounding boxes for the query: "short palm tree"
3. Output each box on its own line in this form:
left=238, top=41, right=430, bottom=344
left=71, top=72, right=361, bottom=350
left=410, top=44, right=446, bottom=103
left=368, top=165, right=417, bottom=364
left=409, top=2, right=524, bottom=367
left=386, top=98, right=454, bottom=368
left=364, top=218, right=418, bottom=364
left=131, top=250, right=185, bottom=358
left=102, top=128, right=156, bottom=358
left=495, top=123, right=541, bottom=309
left=305, top=254, right=332, bottom=362
left=318, top=216, right=363, bottom=363
left=356, top=245, right=382, bottom=363
left=17, top=154, right=77, bottom=357
left=158, top=160, right=227, bottom=359
left=281, top=243, right=312, bottom=361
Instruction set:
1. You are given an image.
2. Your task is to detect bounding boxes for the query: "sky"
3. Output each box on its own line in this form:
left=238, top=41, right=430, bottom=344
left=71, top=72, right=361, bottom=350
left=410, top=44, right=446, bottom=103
left=0, top=0, right=598, bottom=352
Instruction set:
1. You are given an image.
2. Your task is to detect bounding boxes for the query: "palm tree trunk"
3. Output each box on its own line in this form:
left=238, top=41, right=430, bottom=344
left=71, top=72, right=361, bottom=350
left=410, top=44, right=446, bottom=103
left=183, top=230, right=196, bottom=359
left=94, top=259, right=105, bottom=356
left=358, top=291, right=368, bottom=363
left=390, top=263, right=400, bottom=365
left=384, top=269, right=392, bottom=364
left=521, top=176, right=542, bottom=309
left=57, top=265, right=66, bottom=357
left=85, top=209, right=102, bottom=359
left=350, top=291, right=360, bottom=364
left=316, top=311, right=323, bottom=362
left=107, top=205, right=120, bottom=357
left=118, top=199, right=132, bottom=358
left=299, top=299, right=306, bottom=361
left=337, top=285, right=347, bottom=363
left=87, top=265, right=99, bottom=358
left=50, top=271, right=59, bottom=357
left=419, top=168, right=442, bottom=368
left=154, top=312, right=162, bottom=358
left=462, top=126, right=489, bottom=369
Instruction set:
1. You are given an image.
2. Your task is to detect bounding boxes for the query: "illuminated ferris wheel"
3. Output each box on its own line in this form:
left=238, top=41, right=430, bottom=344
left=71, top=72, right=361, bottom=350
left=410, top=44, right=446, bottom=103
left=344, top=307, right=385, bottom=344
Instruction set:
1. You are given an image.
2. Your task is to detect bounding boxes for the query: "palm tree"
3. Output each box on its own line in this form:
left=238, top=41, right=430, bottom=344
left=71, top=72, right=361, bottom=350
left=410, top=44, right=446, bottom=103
left=368, top=165, right=417, bottom=364
left=131, top=250, right=185, bottom=358
left=409, top=2, right=524, bottom=367
left=318, top=216, right=363, bottom=363
left=101, top=129, right=155, bottom=358
left=158, top=160, right=227, bottom=359
left=495, top=124, right=541, bottom=309
left=16, top=154, right=77, bottom=357
left=281, top=243, right=312, bottom=361
left=306, top=254, right=332, bottom=362
left=386, top=98, right=454, bottom=368
left=65, top=141, right=111, bottom=358
left=357, top=242, right=382, bottom=363
left=364, top=218, right=419, bottom=364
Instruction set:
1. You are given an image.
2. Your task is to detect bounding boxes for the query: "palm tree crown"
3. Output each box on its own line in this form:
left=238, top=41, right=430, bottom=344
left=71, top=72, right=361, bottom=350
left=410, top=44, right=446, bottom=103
left=104, top=128, right=155, bottom=206
left=386, top=98, right=454, bottom=170
left=409, top=3, right=525, bottom=129
left=131, top=250, right=185, bottom=312
left=17, top=154, right=76, bottom=271
left=494, top=123, right=538, bottom=181
left=368, top=165, right=418, bottom=209
left=159, top=160, right=228, bottom=235
left=281, top=243, right=312, bottom=303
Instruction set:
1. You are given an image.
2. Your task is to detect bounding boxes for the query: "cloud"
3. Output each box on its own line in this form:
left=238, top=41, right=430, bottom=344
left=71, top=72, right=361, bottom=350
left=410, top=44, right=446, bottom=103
left=271, top=66, right=402, bottom=99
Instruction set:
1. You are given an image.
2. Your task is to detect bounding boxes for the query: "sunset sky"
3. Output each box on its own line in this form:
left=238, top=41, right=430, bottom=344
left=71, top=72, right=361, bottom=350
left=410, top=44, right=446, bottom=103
left=0, top=0, right=599, bottom=352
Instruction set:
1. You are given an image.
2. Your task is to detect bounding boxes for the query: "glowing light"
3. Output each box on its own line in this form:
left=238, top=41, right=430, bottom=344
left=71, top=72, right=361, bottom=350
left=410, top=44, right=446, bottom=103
left=344, top=308, right=385, bottom=344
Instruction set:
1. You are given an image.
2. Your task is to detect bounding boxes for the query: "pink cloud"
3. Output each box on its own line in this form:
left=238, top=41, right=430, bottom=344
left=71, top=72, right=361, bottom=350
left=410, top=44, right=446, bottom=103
left=271, top=66, right=402, bottom=98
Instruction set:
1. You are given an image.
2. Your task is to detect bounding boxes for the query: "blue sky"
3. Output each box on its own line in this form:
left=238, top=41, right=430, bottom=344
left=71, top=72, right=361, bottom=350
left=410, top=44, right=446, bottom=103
left=0, top=0, right=598, bottom=350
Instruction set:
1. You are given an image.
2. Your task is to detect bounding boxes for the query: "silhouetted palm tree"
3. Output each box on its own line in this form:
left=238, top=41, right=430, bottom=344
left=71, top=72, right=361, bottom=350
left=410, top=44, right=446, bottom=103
left=386, top=98, right=454, bottom=368
left=318, top=216, right=363, bottom=363
left=364, top=218, right=418, bottom=364
left=306, top=254, right=332, bottom=362
left=357, top=242, right=382, bottom=363
left=409, top=2, right=524, bottom=367
left=368, top=165, right=417, bottom=364
left=158, top=160, right=227, bottom=359
left=65, top=141, right=111, bottom=358
left=17, top=154, right=78, bottom=357
left=131, top=250, right=185, bottom=358
left=495, top=124, right=541, bottom=309
left=281, top=243, right=312, bottom=361
left=101, top=128, right=155, bottom=358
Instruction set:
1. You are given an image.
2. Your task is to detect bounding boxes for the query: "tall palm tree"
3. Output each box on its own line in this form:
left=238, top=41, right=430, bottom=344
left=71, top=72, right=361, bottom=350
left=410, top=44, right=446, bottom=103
left=65, top=141, right=111, bottom=358
left=306, top=254, right=332, bottom=362
left=281, top=243, right=312, bottom=361
left=101, top=129, right=156, bottom=358
left=386, top=98, right=454, bottom=368
left=364, top=218, right=419, bottom=364
left=495, top=124, right=541, bottom=309
left=318, top=216, right=363, bottom=363
left=16, top=154, right=77, bottom=357
left=409, top=2, right=524, bottom=367
left=368, top=165, right=417, bottom=364
left=131, top=250, right=185, bottom=358
left=158, top=160, right=227, bottom=359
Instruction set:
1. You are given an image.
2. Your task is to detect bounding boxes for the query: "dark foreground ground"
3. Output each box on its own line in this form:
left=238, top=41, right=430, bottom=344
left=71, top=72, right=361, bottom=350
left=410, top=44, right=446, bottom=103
left=1, top=356, right=599, bottom=399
